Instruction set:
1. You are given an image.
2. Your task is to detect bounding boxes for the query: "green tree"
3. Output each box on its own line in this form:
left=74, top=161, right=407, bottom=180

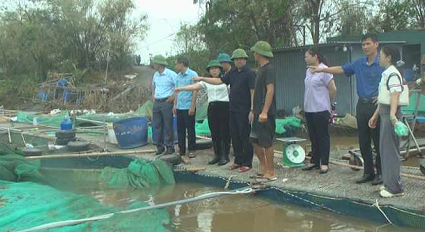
left=410, top=0, right=425, bottom=29
left=195, top=0, right=295, bottom=55
left=377, top=0, right=412, bottom=32
left=169, top=23, right=210, bottom=75
left=336, top=0, right=377, bottom=36
left=0, top=0, right=148, bottom=80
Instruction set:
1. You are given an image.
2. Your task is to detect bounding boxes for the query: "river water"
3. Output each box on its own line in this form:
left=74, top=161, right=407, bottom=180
left=66, top=182, right=422, bottom=232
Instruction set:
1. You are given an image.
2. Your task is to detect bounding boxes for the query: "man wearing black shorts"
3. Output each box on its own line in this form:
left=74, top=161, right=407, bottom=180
left=249, top=41, right=277, bottom=182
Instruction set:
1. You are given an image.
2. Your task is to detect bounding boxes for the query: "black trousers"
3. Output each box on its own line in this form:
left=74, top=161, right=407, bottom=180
left=208, top=102, right=230, bottom=149
left=176, top=109, right=196, bottom=154
left=305, top=111, right=330, bottom=166
left=356, top=100, right=381, bottom=175
left=230, top=111, right=253, bottom=167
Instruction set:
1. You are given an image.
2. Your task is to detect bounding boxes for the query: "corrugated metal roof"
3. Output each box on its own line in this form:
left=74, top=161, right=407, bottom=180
left=273, top=43, right=342, bottom=52
left=273, top=41, right=406, bottom=53
left=328, top=30, right=425, bottom=54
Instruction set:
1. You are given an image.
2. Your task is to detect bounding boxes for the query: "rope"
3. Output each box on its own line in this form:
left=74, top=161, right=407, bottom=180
left=373, top=199, right=394, bottom=225
left=224, top=175, right=235, bottom=190
left=17, top=187, right=255, bottom=232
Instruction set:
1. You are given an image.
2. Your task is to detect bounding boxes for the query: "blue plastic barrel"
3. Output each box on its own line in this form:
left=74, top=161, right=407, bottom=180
left=60, top=118, right=73, bottom=131
left=113, top=117, right=148, bottom=149
left=151, top=116, right=178, bottom=144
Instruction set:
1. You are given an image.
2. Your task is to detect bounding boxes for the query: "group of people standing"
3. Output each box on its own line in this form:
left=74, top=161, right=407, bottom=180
left=306, top=34, right=405, bottom=198
left=152, top=41, right=277, bottom=182
left=151, top=34, right=406, bottom=197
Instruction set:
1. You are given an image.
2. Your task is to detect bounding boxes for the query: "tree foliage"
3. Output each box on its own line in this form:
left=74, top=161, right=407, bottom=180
left=196, top=0, right=295, bottom=53
left=0, top=0, right=148, bottom=80
left=367, top=0, right=425, bottom=32
left=172, top=0, right=425, bottom=62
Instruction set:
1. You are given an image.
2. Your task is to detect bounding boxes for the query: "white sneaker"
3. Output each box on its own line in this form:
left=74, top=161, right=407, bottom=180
left=380, top=185, right=386, bottom=191
left=380, top=189, right=405, bottom=198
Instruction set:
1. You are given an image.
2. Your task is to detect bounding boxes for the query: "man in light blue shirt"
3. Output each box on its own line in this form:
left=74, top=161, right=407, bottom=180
left=174, top=57, right=198, bottom=158
left=152, top=55, right=177, bottom=155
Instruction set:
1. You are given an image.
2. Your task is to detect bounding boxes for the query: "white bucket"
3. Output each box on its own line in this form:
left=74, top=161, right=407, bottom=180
left=107, top=124, right=118, bottom=144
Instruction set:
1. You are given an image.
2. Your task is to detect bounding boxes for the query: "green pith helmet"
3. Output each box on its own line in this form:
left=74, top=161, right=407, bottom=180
left=206, top=60, right=223, bottom=72
left=231, top=48, right=248, bottom=60
left=152, top=55, right=168, bottom=66
left=217, top=53, right=232, bottom=63
left=251, top=41, right=273, bottom=58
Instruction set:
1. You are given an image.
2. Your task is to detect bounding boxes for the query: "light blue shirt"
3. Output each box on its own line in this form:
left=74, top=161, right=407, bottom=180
left=176, top=68, right=198, bottom=110
left=153, top=68, right=178, bottom=99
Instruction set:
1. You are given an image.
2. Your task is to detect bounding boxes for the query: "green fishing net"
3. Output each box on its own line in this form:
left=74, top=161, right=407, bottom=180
left=0, top=142, right=174, bottom=232
left=0, top=180, right=170, bottom=232
left=99, top=159, right=175, bottom=189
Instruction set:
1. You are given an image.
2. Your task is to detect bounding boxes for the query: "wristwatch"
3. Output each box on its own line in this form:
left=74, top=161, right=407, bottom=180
left=331, top=102, right=337, bottom=111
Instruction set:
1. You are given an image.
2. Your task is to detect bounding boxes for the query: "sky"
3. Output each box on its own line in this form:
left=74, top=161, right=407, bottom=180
left=133, top=0, right=205, bottom=63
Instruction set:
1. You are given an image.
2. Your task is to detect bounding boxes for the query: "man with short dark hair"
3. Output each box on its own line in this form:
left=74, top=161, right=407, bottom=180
left=174, top=57, right=198, bottom=158
left=152, top=55, right=178, bottom=155
left=311, top=34, right=385, bottom=185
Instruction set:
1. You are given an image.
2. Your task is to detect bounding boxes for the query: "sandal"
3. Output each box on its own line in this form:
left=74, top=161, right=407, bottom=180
left=319, top=165, right=329, bottom=174
left=229, top=164, right=241, bottom=170
left=238, top=166, right=251, bottom=173
left=188, top=151, right=196, bottom=158
left=249, top=172, right=264, bottom=179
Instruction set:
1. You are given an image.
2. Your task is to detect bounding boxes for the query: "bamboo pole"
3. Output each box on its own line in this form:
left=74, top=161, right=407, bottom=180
left=25, top=149, right=156, bottom=159
left=75, top=117, right=106, bottom=125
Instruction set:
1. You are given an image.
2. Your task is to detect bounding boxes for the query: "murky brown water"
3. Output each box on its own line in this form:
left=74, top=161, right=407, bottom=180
left=64, top=183, right=422, bottom=232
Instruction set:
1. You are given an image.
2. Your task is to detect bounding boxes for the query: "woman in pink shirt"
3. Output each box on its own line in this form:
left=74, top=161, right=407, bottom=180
left=302, top=47, right=337, bottom=174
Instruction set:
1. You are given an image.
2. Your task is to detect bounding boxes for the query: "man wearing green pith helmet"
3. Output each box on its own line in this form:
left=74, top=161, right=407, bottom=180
left=217, top=52, right=233, bottom=75
left=194, top=49, right=256, bottom=172
left=249, top=41, right=277, bottom=183
left=151, top=55, right=178, bottom=155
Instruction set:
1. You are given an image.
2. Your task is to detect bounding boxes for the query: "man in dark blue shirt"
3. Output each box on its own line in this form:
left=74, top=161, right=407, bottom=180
left=194, top=49, right=256, bottom=172
left=311, top=34, right=385, bottom=185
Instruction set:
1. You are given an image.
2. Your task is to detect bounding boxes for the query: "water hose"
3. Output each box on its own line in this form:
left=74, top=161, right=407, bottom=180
left=17, top=187, right=256, bottom=232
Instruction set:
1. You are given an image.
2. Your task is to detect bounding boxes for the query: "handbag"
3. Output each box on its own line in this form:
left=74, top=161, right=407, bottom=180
left=377, top=73, right=409, bottom=106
